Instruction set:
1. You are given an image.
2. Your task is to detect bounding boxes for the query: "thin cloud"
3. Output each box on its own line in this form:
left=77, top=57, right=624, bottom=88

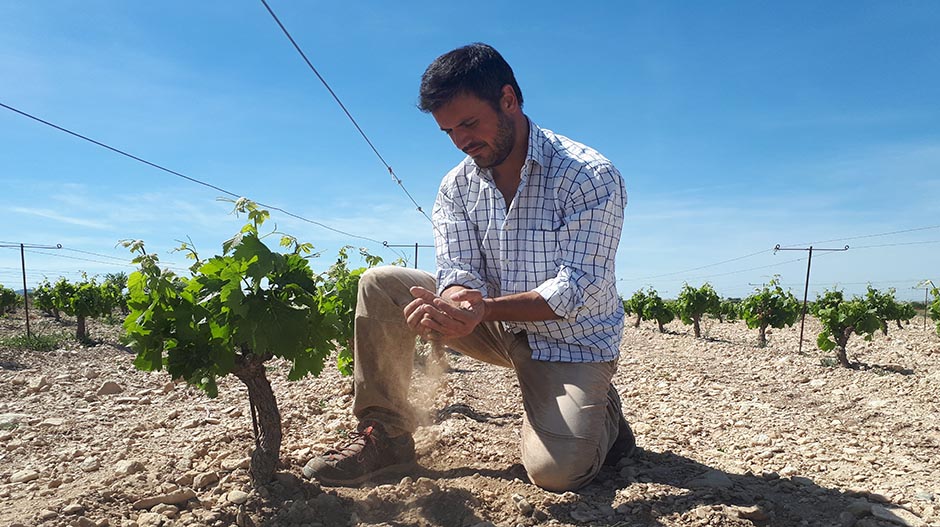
left=11, top=206, right=109, bottom=230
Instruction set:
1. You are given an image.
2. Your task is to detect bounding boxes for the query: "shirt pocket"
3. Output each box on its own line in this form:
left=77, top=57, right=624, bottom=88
left=503, top=229, right=560, bottom=293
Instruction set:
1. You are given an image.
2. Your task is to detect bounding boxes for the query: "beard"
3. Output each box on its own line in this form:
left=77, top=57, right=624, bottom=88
left=469, top=110, right=515, bottom=169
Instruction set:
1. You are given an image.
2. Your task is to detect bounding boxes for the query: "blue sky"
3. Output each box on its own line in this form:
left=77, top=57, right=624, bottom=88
left=1, top=1, right=938, bottom=301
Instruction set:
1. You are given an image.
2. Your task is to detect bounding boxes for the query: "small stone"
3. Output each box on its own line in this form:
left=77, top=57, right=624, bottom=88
left=151, top=504, right=179, bottom=518
left=871, top=504, right=924, bottom=527
left=846, top=500, right=873, bottom=517
left=511, top=493, right=533, bottom=516
left=750, top=434, right=772, bottom=446
left=132, top=489, right=197, bottom=509
left=136, top=512, right=164, bottom=527
left=735, top=505, right=770, bottom=521
left=779, top=465, right=799, bottom=477
left=687, top=470, right=733, bottom=489
left=39, top=509, right=57, bottom=520
left=39, top=418, right=66, bottom=427
left=97, top=381, right=124, bottom=396
left=227, top=490, right=250, bottom=505
left=27, top=376, right=51, bottom=393
left=220, top=457, right=250, bottom=471
left=63, top=503, right=84, bottom=514
left=914, top=492, right=934, bottom=502
left=193, top=472, right=219, bottom=488
left=633, top=422, right=652, bottom=434
left=82, top=368, right=99, bottom=380
left=839, top=511, right=857, bottom=527
left=114, top=460, right=145, bottom=477
left=80, top=457, right=101, bottom=472
left=11, top=469, right=40, bottom=483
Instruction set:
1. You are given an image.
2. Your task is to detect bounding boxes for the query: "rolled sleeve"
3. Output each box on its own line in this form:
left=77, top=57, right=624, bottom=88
left=535, top=163, right=625, bottom=318
left=432, top=179, right=489, bottom=297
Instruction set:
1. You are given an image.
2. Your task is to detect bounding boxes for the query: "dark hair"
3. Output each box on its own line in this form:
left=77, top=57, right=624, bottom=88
left=418, top=43, right=523, bottom=113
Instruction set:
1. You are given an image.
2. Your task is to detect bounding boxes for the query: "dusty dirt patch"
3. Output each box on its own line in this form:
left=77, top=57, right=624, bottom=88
left=1, top=311, right=938, bottom=527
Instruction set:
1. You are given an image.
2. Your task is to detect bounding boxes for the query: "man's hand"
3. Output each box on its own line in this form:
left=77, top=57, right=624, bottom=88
left=403, top=286, right=486, bottom=341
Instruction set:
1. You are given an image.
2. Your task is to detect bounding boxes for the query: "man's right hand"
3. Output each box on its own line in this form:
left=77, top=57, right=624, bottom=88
left=403, top=286, right=486, bottom=341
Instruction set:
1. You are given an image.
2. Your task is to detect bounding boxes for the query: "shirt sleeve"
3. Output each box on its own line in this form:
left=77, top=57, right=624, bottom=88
left=533, top=161, right=626, bottom=318
left=432, top=179, right=489, bottom=297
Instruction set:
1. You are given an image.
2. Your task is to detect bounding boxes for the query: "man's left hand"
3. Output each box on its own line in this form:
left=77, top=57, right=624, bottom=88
left=404, top=286, right=486, bottom=341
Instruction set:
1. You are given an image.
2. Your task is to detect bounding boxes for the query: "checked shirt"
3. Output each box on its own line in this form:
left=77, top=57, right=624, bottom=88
left=432, top=119, right=627, bottom=362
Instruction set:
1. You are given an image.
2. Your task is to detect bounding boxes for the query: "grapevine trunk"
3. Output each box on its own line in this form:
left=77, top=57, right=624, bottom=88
left=233, top=355, right=282, bottom=485
left=835, top=327, right=854, bottom=369
left=76, top=315, right=87, bottom=342
left=758, top=323, right=768, bottom=348
left=692, top=317, right=702, bottom=338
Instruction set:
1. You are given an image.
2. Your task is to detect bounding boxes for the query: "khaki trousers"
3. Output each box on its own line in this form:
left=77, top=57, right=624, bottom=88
left=352, top=266, right=622, bottom=491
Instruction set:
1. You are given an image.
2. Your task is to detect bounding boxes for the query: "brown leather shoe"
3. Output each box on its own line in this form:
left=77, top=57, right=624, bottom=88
left=303, top=421, right=416, bottom=486
left=604, top=413, right=636, bottom=466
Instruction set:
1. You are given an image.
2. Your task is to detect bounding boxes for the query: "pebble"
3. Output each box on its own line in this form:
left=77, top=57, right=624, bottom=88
left=97, top=381, right=124, bottom=395
left=871, top=504, right=925, bottom=527
left=114, top=460, right=145, bottom=477
left=686, top=470, right=733, bottom=489
left=80, top=457, right=101, bottom=472
left=72, top=517, right=96, bottom=527
left=27, top=376, right=51, bottom=393
left=511, top=493, right=533, bottom=516
left=132, top=489, right=197, bottom=509
left=193, top=471, right=219, bottom=488
left=11, top=469, right=40, bottom=483
left=136, top=512, right=164, bottom=527
left=220, top=457, right=250, bottom=471
left=63, top=503, right=84, bottom=515
left=227, top=490, right=250, bottom=505
left=38, top=510, right=57, bottom=521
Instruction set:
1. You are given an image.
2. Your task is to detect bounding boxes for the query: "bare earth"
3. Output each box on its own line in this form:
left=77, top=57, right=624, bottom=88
left=1, top=311, right=938, bottom=527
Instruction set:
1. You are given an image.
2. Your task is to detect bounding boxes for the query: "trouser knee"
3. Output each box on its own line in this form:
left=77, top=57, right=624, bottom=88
left=522, top=439, right=601, bottom=492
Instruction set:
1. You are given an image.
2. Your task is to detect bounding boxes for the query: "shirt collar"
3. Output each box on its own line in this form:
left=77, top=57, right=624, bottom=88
left=524, top=117, right=547, bottom=170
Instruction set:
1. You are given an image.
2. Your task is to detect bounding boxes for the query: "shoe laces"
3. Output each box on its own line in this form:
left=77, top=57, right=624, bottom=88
left=328, top=425, right=379, bottom=462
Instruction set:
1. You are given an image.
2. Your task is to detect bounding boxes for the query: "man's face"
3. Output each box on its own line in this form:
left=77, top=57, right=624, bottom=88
left=432, top=92, right=515, bottom=169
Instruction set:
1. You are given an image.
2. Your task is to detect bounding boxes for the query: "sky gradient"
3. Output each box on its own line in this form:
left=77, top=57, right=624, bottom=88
left=2, top=1, right=938, bottom=301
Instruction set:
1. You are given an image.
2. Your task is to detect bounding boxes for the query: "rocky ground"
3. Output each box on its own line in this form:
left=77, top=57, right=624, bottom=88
left=1, top=310, right=938, bottom=527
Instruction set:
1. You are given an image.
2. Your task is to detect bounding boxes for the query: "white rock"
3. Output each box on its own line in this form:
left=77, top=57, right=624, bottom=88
left=62, top=502, right=84, bottom=515
left=97, top=381, right=124, bottom=395
left=10, top=469, right=40, bottom=483
left=39, top=418, right=66, bottom=427
left=132, top=489, right=197, bottom=509
left=220, top=457, right=250, bottom=471
left=137, top=512, right=164, bottom=527
left=871, top=504, right=925, bottom=527
left=227, top=490, right=250, bottom=504
left=27, top=376, right=50, bottom=393
left=114, top=460, right=145, bottom=477
left=0, top=413, right=32, bottom=428
left=193, top=472, right=219, bottom=488
left=687, top=470, right=734, bottom=489
left=80, top=457, right=100, bottom=472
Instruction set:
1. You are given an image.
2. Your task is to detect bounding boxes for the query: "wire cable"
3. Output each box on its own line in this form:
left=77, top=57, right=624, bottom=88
left=258, top=0, right=434, bottom=224
left=620, top=248, right=773, bottom=282
left=784, top=224, right=940, bottom=248
left=0, top=101, right=403, bottom=256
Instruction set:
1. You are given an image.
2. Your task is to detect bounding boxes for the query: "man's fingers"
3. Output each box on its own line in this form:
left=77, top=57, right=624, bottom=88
left=410, top=286, right=437, bottom=301
left=432, top=297, right=476, bottom=322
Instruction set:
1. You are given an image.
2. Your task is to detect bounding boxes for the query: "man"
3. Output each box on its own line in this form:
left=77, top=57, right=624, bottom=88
left=304, top=43, right=632, bottom=492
